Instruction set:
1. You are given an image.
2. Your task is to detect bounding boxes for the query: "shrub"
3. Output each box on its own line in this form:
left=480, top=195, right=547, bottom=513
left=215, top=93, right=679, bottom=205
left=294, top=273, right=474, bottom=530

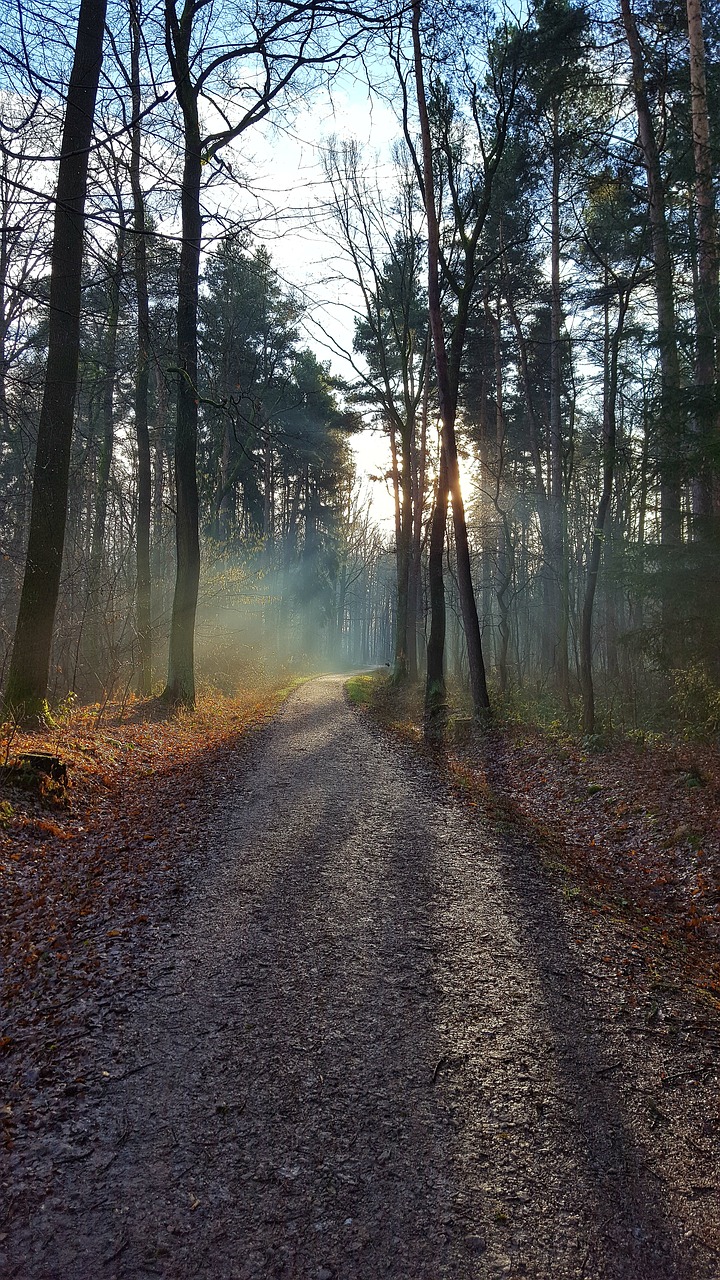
left=670, top=664, right=720, bottom=739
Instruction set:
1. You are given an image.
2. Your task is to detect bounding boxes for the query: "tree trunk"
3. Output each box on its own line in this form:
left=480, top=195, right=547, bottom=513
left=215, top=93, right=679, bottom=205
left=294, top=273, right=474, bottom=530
left=394, top=417, right=414, bottom=684
left=152, top=361, right=167, bottom=585
left=549, top=113, right=570, bottom=706
left=505, top=285, right=554, bottom=673
left=407, top=353, right=429, bottom=682
left=162, top=3, right=202, bottom=709
left=131, top=0, right=153, bottom=695
left=0, top=181, right=12, bottom=441
left=488, top=296, right=511, bottom=696
left=263, top=438, right=274, bottom=550
left=580, top=284, right=628, bottom=735
left=424, top=448, right=449, bottom=736
left=3, top=0, right=108, bottom=719
left=686, top=0, right=719, bottom=524
left=388, top=417, right=409, bottom=680
left=412, top=0, right=490, bottom=723
left=86, top=221, right=125, bottom=693
left=620, top=0, right=683, bottom=546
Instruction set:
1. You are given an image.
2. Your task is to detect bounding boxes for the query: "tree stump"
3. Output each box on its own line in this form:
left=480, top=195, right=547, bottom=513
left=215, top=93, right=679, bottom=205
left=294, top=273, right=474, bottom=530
left=11, top=753, right=69, bottom=786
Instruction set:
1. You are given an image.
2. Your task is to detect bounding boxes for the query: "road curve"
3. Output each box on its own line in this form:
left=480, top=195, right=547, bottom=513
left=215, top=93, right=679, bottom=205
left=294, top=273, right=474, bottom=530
left=4, top=676, right=717, bottom=1279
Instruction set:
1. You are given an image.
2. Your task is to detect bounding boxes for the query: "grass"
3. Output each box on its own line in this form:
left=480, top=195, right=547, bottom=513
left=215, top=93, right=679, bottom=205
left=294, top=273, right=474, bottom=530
left=344, top=670, right=424, bottom=735
left=345, top=674, right=376, bottom=706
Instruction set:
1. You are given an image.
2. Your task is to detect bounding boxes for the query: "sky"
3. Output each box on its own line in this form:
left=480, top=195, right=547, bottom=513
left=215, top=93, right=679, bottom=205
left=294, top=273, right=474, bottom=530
left=218, top=75, right=404, bottom=531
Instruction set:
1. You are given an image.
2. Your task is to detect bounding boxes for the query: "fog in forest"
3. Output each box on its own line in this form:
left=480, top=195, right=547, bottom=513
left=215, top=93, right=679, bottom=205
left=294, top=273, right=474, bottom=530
left=2, top=0, right=720, bottom=743
left=194, top=554, right=394, bottom=694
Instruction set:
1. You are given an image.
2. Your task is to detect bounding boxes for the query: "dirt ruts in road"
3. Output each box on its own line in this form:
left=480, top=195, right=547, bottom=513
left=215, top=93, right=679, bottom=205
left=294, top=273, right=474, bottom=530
left=2, top=676, right=718, bottom=1278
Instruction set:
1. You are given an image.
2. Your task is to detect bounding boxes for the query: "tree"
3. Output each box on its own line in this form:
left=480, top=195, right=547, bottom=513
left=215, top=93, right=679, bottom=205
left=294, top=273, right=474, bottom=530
left=576, top=172, right=642, bottom=733
left=3, top=0, right=109, bottom=719
left=0, top=101, right=52, bottom=592
left=619, top=0, right=684, bottom=548
left=522, top=0, right=594, bottom=702
left=324, top=139, right=428, bottom=682
left=130, top=0, right=153, bottom=694
left=685, top=0, right=719, bottom=525
left=161, top=0, right=377, bottom=707
left=198, top=237, right=302, bottom=544
left=84, top=198, right=127, bottom=694
left=406, top=0, right=523, bottom=728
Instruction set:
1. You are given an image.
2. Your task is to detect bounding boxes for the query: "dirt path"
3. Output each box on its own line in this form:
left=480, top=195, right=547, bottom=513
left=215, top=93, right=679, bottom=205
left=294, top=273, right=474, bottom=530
left=3, top=676, right=719, bottom=1279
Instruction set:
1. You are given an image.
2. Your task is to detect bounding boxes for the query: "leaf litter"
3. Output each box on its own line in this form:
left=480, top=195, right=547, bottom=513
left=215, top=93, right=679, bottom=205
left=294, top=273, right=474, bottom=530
left=1, top=685, right=294, bottom=1159
left=0, top=676, right=719, bottom=1278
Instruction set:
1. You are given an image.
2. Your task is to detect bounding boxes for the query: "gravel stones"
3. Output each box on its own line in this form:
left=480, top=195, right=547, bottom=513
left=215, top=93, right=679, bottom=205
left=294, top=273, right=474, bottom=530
left=2, top=677, right=718, bottom=1278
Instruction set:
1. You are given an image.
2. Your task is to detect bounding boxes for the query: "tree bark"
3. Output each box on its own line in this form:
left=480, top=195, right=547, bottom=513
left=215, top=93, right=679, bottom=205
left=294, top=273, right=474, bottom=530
left=162, top=0, right=202, bottom=708
left=620, top=0, right=683, bottom=546
left=388, top=416, right=409, bottom=680
left=424, top=448, right=449, bottom=736
left=3, top=0, right=108, bottom=719
left=152, top=360, right=168, bottom=585
left=131, top=0, right=153, bottom=695
left=412, top=0, right=490, bottom=724
left=86, top=221, right=125, bottom=693
left=407, top=351, right=429, bottom=682
left=394, top=416, right=414, bottom=684
left=580, top=282, right=629, bottom=735
left=686, top=0, right=719, bottom=524
left=487, top=296, right=511, bottom=696
left=549, top=111, right=570, bottom=705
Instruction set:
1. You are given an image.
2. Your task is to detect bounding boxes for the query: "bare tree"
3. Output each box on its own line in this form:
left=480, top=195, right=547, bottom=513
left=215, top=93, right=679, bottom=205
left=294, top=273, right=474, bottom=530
left=161, top=0, right=380, bottom=707
left=130, top=0, right=153, bottom=693
left=404, top=0, right=523, bottom=727
left=3, top=0, right=109, bottom=720
left=323, top=139, right=427, bottom=683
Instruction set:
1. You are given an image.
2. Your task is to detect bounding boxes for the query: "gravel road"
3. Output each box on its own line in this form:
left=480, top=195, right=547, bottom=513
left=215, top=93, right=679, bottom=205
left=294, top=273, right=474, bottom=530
left=3, top=676, right=719, bottom=1279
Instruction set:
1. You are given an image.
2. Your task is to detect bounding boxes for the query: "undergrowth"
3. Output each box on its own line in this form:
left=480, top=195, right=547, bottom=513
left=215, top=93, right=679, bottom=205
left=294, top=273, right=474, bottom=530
left=0, top=677, right=303, bottom=829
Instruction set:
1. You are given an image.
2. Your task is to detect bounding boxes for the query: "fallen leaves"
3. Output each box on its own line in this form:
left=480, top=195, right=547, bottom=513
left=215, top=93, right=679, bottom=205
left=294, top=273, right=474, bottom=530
left=355, top=680, right=720, bottom=1004
left=459, top=729, right=720, bottom=998
left=0, top=680, right=297, bottom=1149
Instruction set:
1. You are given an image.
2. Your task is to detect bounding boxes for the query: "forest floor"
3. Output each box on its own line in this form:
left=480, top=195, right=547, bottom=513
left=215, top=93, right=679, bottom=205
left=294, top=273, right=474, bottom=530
left=1, top=674, right=719, bottom=1278
left=347, top=674, right=720, bottom=1011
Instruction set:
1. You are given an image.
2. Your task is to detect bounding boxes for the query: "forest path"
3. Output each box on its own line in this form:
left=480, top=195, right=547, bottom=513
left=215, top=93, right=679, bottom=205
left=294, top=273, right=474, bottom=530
left=5, top=676, right=718, bottom=1279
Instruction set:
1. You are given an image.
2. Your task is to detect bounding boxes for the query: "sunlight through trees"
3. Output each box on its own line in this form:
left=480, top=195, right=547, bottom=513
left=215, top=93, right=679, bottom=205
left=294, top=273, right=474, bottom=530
left=1, top=0, right=719, bottom=737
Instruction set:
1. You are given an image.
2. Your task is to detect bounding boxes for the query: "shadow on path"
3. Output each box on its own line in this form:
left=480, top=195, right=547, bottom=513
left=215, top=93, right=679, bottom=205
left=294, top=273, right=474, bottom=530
left=3, top=678, right=716, bottom=1279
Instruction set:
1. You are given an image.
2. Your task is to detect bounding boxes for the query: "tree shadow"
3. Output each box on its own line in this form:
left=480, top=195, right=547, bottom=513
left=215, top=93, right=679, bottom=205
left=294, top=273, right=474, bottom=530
left=5, top=681, right=714, bottom=1279
left=462, top=726, right=709, bottom=1278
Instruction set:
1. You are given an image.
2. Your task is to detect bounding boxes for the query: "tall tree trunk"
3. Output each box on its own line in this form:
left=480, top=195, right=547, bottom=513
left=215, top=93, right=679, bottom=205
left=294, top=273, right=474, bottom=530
left=424, top=447, right=449, bottom=736
left=213, top=419, right=234, bottom=541
left=580, top=282, right=629, bottom=735
left=488, top=296, right=511, bottom=695
left=152, top=361, right=167, bottom=584
left=388, top=417, right=407, bottom=679
left=336, top=558, right=348, bottom=660
left=620, top=0, right=683, bottom=546
left=549, top=113, right=570, bottom=705
left=86, top=221, right=125, bottom=692
left=131, top=0, right=152, bottom=695
left=395, top=418, right=414, bottom=684
left=505, top=286, right=553, bottom=662
left=263, top=437, right=274, bottom=550
left=3, top=0, right=108, bottom=719
left=407, top=353, right=429, bottom=682
left=0, top=193, right=12, bottom=441
left=162, top=0, right=202, bottom=708
left=686, top=0, right=719, bottom=524
left=412, top=0, right=490, bottom=724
